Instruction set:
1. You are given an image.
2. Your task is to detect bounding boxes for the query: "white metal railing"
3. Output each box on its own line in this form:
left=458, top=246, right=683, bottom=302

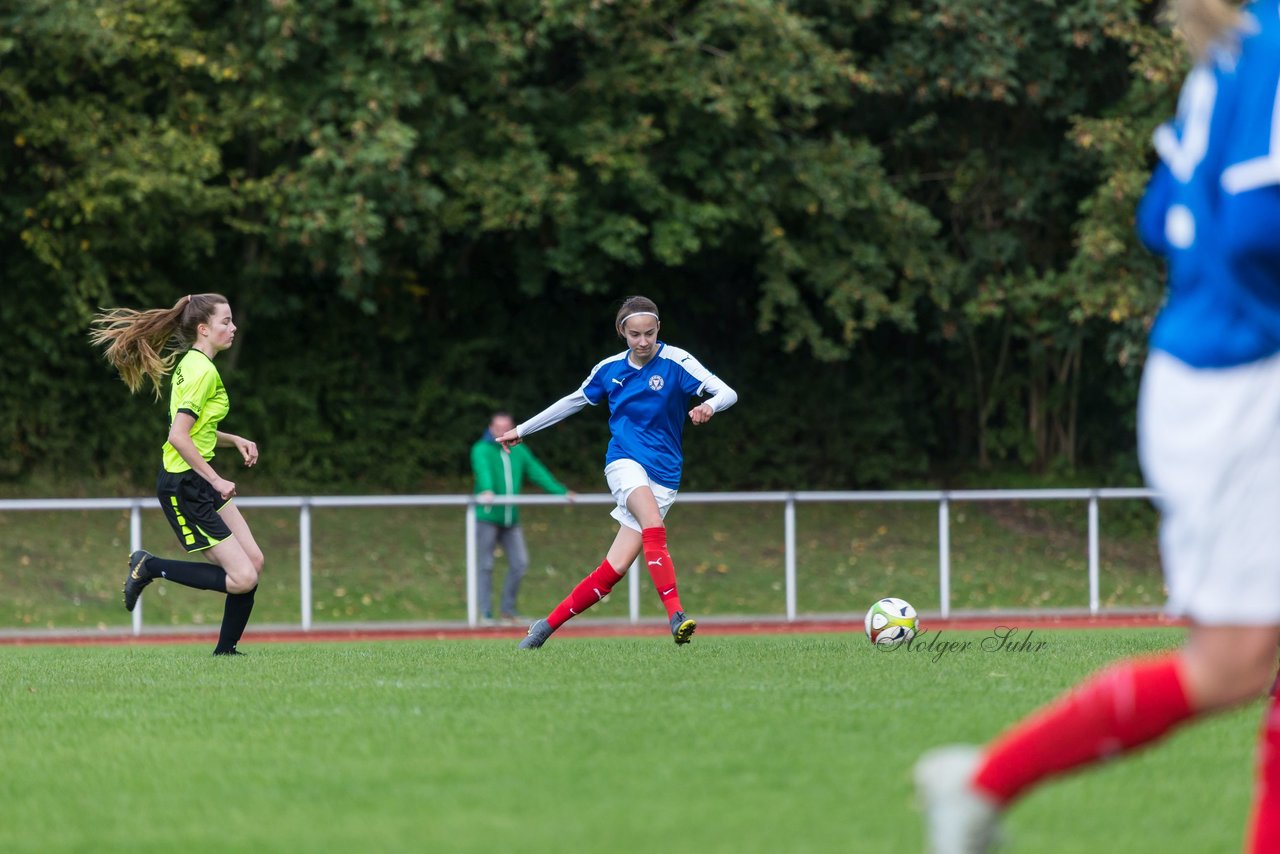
left=0, top=489, right=1159, bottom=634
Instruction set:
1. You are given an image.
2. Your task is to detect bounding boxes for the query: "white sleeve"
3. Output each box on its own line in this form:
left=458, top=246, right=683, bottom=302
left=699, top=373, right=738, bottom=414
left=1222, top=65, right=1280, bottom=194
left=662, top=344, right=738, bottom=414
left=516, top=389, right=591, bottom=438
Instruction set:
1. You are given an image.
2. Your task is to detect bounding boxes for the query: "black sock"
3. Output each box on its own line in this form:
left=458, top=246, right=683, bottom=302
left=148, top=556, right=227, bottom=592
left=215, top=586, right=257, bottom=653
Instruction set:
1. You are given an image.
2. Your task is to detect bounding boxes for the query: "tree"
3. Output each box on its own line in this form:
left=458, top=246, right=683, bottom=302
left=0, top=0, right=1189, bottom=486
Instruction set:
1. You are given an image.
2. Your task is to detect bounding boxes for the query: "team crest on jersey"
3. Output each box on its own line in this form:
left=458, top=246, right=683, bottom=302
left=649, top=375, right=664, bottom=391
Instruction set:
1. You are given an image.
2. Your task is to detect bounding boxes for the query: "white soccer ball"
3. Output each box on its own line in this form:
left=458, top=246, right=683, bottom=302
left=864, top=597, right=919, bottom=647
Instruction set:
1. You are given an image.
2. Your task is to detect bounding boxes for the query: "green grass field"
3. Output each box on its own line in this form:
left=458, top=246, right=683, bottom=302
left=0, top=629, right=1258, bottom=853
left=0, top=498, right=1163, bottom=630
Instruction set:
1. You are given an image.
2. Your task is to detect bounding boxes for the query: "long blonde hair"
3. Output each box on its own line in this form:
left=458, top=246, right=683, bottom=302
left=89, top=293, right=228, bottom=398
left=1170, top=0, right=1241, bottom=60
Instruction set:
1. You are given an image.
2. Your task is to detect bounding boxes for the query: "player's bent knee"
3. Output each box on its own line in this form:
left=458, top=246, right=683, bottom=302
left=1221, top=662, right=1275, bottom=705
left=1238, top=650, right=1278, bottom=698
left=225, top=566, right=260, bottom=594
left=224, top=563, right=261, bottom=599
left=1185, top=638, right=1278, bottom=707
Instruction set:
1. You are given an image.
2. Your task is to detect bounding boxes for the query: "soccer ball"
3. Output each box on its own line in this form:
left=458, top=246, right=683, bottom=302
left=864, top=597, right=918, bottom=647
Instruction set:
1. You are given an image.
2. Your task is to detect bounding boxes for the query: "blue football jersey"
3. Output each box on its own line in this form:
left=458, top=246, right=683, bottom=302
left=579, top=342, right=720, bottom=489
left=1137, top=0, right=1280, bottom=368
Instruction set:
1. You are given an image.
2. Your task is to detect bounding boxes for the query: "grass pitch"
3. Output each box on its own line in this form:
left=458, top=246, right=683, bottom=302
left=0, top=628, right=1257, bottom=852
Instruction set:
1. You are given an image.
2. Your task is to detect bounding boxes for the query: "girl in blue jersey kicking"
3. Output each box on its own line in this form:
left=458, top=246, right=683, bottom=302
left=91, top=294, right=264, bottom=656
left=497, top=295, right=738, bottom=649
left=916, top=1, right=1280, bottom=851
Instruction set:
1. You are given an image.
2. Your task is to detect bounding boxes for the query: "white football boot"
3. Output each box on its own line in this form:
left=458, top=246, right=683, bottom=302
left=915, top=744, right=1002, bottom=854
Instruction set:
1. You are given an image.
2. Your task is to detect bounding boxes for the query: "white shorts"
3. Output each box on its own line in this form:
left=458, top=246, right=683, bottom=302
left=604, top=459, right=678, bottom=533
left=1139, top=349, right=1280, bottom=625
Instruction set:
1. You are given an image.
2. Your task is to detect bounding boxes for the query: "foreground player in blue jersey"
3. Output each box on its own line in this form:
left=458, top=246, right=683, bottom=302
left=916, top=1, right=1280, bottom=851
left=497, top=295, right=737, bottom=649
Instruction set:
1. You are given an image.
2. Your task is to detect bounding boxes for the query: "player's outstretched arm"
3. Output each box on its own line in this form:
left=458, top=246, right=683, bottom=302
left=504, top=389, right=592, bottom=451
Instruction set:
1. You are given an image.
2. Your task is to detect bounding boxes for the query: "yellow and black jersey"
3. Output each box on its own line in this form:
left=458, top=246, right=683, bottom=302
left=161, top=350, right=229, bottom=474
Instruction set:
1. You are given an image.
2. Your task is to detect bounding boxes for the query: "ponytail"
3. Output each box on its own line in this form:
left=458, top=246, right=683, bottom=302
left=1170, top=0, right=1241, bottom=61
left=89, top=294, right=227, bottom=398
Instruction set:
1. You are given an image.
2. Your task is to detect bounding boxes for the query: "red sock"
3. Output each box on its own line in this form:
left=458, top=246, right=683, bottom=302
left=1248, top=681, right=1280, bottom=853
left=641, top=526, right=683, bottom=620
left=972, top=655, right=1195, bottom=805
left=547, top=559, right=623, bottom=630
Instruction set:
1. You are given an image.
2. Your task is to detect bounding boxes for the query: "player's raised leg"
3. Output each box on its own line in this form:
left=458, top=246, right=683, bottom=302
left=918, top=624, right=1279, bottom=853
left=1247, top=678, right=1280, bottom=852
left=518, top=527, right=639, bottom=649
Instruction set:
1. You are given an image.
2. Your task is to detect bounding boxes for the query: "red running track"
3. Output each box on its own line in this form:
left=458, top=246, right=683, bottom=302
left=0, top=613, right=1186, bottom=648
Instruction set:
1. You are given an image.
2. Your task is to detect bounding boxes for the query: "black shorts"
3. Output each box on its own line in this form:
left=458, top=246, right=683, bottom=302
left=156, top=468, right=233, bottom=553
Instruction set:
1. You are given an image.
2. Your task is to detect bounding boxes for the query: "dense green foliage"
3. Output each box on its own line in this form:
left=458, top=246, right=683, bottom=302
left=0, top=1, right=1188, bottom=491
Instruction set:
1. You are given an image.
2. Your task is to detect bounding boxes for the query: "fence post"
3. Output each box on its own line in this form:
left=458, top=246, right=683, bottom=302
left=785, top=494, right=797, bottom=621
left=299, top=500, right=313, bottom=630
left=1088, top=493, right=1100, bottom=615
left=465, top=503, right=478, bottom=627
left=130, top=501, right=143, bottom=636
left=629, top=557, right=641, bottom=624
left=938, top=495, right=951, bottom=619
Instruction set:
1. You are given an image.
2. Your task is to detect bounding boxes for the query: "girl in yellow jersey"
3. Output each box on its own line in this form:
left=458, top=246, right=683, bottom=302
left=91, top=294, right=263, bottom=656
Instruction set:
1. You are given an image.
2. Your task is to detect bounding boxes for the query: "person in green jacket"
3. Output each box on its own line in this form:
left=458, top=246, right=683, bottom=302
left=471, top=412, right=573, bottom=624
